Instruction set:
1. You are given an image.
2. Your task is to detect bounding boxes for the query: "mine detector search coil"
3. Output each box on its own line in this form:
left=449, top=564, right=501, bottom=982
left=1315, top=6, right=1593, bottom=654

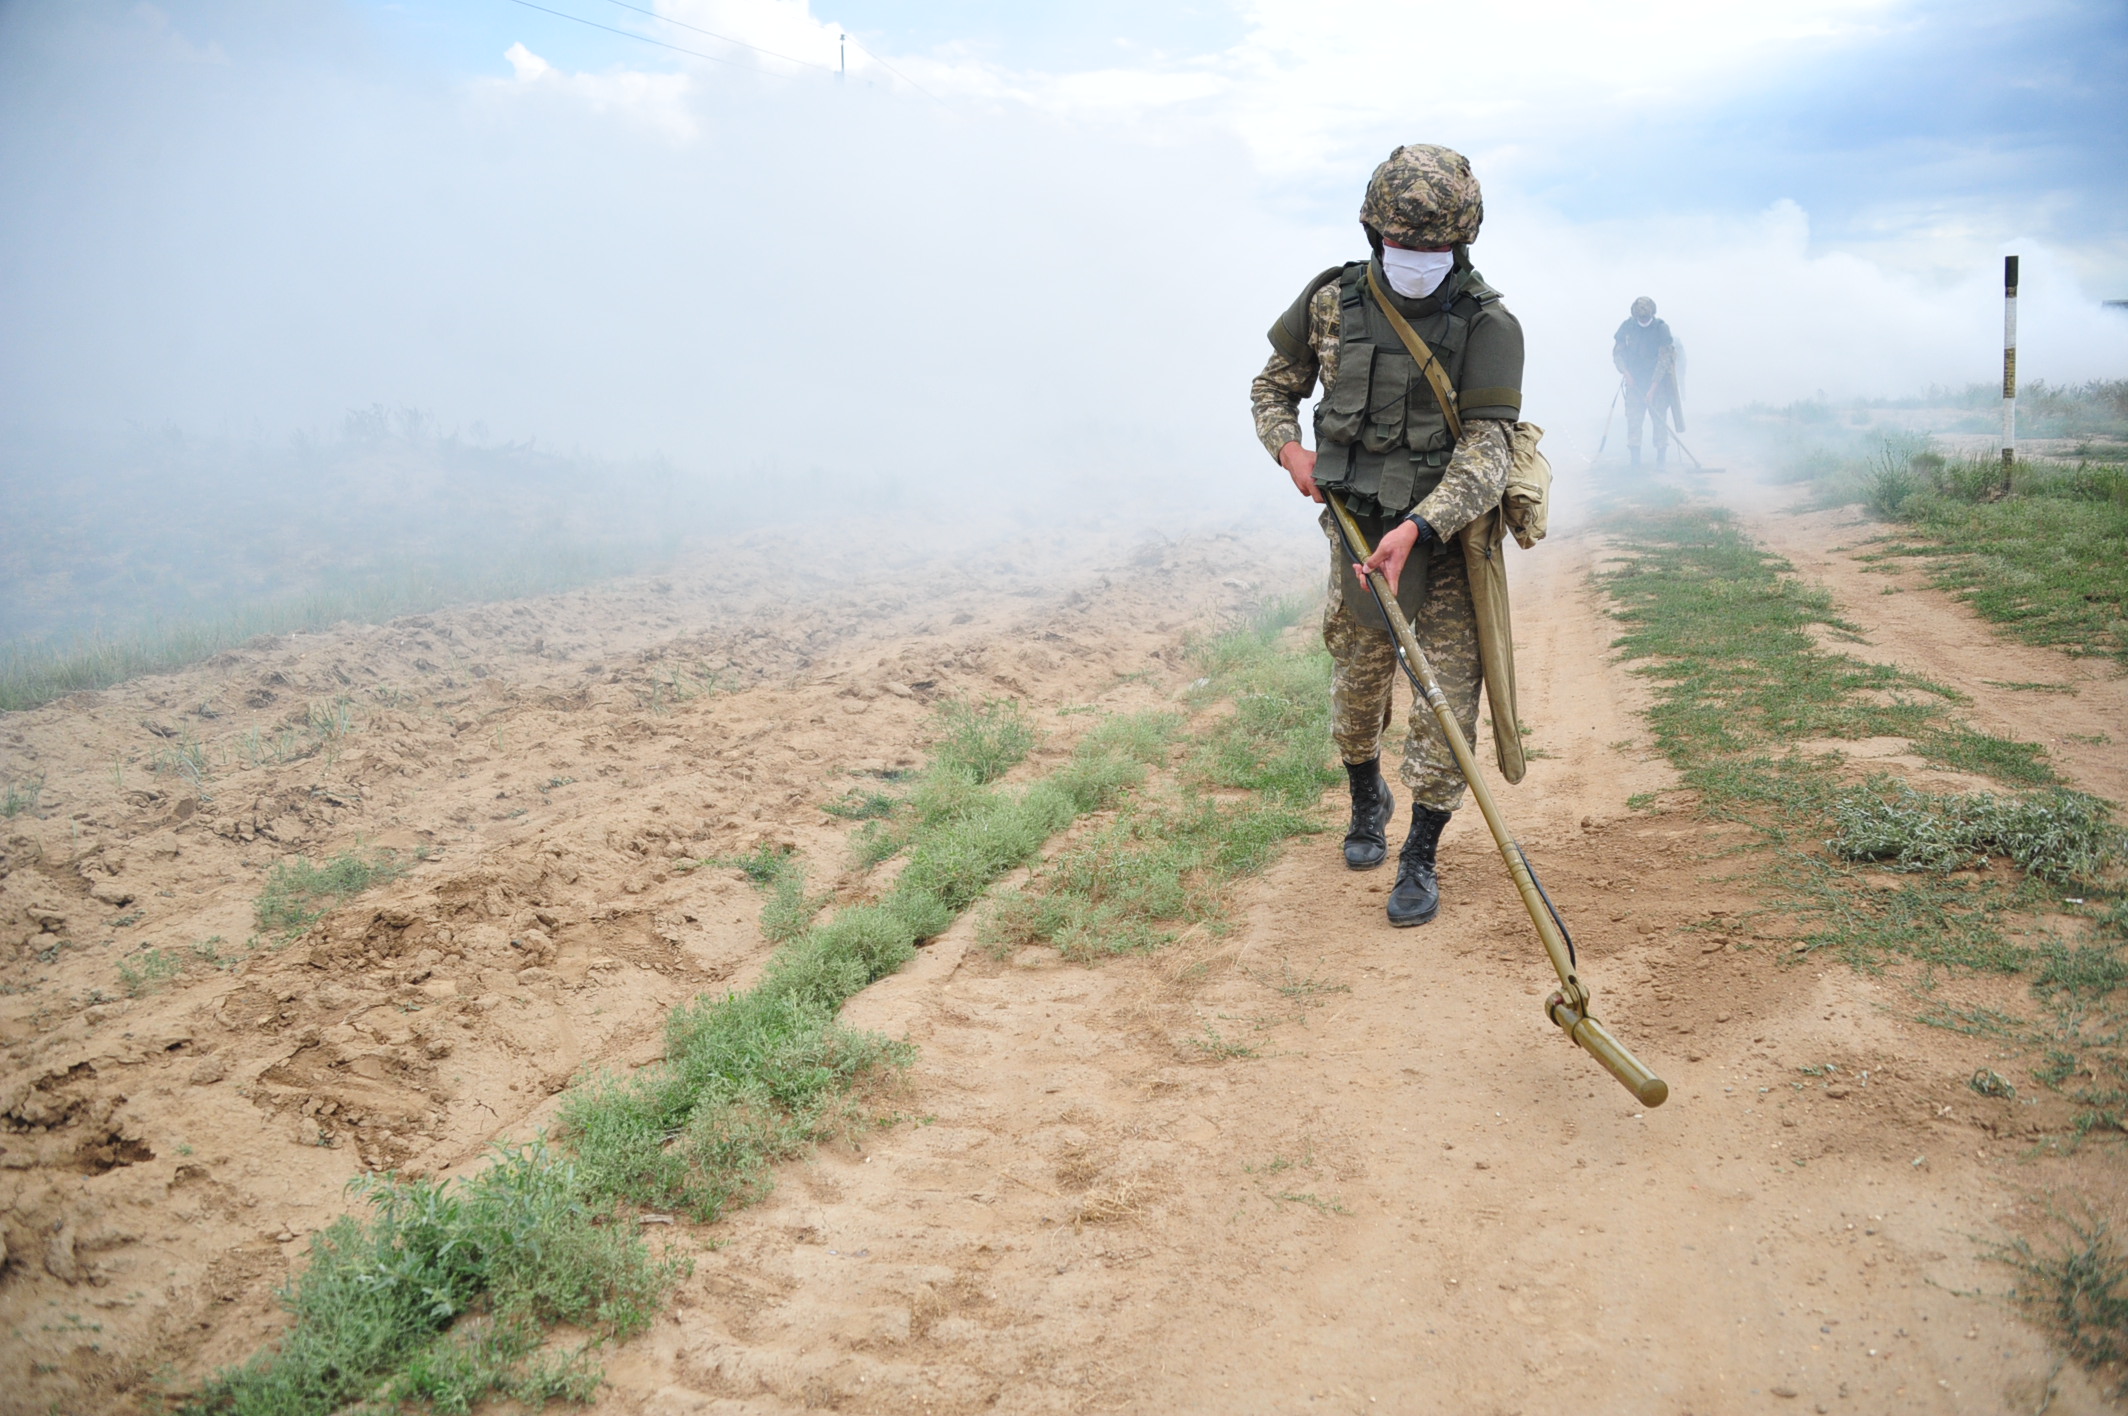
left=1325, top=491, right=1668, bottom=1107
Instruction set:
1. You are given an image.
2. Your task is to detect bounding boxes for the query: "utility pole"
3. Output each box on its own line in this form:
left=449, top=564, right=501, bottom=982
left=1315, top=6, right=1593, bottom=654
left=839, top=33, right=845, bottom=84
left=2001, top=254, right=2018, bottom=479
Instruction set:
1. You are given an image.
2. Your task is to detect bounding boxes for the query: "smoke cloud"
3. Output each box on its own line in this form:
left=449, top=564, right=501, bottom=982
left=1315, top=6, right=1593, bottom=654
left=1, top=0, right=2122, bottom=641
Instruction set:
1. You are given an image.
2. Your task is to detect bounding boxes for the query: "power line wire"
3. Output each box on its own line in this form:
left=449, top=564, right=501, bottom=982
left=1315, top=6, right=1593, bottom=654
left=841, top=32, right=949, bottom=107
left=592, top=0, right=831, bottom=71
left=500, top=0, right=765, bottom=70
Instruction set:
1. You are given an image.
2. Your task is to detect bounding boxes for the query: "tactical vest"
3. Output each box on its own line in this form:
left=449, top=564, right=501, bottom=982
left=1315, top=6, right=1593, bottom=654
left=1313, top=262, right=1502, bottom=515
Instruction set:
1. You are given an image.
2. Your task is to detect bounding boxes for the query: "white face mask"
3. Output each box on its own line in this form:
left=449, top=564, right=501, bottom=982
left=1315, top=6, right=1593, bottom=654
left=1380, top=246, right=1454, bottom=299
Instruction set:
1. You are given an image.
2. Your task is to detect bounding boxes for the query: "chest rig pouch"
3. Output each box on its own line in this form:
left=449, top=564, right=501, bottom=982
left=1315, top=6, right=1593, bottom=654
left=1313, top=262, right=1478, bottom=516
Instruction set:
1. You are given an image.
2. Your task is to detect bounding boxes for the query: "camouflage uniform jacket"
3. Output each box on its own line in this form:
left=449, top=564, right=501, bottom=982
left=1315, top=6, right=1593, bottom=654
left=1250, top=276, right=1514, bottom=541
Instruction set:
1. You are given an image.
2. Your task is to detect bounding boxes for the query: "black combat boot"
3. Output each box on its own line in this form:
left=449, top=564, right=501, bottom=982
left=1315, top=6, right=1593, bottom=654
left=1342, top=758, right=1396, bottom=870
left=1387, top=805, right=1452, bottom=927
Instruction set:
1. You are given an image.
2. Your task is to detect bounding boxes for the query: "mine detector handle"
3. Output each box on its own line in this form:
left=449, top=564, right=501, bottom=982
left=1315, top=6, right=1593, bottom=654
left=1324, top=492, right=1668, bottom=1108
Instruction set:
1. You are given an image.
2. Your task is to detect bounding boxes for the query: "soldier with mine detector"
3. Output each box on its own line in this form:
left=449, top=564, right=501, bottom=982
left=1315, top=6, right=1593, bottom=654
left=1614, top=296, right=1685, bottom=468
left=1249, top=144, right=1524, bottom=930
left=1248, top=143, right=1666, bottom=1103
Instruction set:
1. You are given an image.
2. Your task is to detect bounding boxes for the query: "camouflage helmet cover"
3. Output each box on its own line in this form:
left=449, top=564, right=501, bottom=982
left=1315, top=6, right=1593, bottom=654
left=1631, top=296, right=1657, bottom=318
left=1360, top=144, right=1483, bottom=246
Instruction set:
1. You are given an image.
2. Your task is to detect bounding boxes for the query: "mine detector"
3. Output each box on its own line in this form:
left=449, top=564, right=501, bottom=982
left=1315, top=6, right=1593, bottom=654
left=1326, top=491, right=1667, bottom=1107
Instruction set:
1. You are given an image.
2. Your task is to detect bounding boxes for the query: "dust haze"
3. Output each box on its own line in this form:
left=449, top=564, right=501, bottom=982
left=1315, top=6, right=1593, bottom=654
left=2, top=0, right=2125, bottom=646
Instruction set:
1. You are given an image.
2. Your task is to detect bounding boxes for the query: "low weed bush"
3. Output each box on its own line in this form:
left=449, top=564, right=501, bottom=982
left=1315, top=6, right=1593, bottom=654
left=180, top=1144, right=678, bottom=1416
left=118, top=947, right=186, bottom=997
left=928, top=696, right=1038, bottom=785
left=822, top=787, right=896, bottom=820
left=1825, top=780, right=2123, bottom=883
left=1, top=775, right=40, bottom=818
left=256, top=849, right=414, bottom=937
left=699, top=842, right=793, bottom=886
left=1989, top=1210, right=2128, bottom=1374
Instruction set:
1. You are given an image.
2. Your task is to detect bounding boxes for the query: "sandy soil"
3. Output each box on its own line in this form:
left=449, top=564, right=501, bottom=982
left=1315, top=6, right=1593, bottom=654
left=1, top=497, right=2121, bottom=1416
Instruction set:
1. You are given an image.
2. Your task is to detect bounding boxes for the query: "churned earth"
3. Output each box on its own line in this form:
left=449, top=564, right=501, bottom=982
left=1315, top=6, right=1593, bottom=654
left=0, top=493, right=2120, bottom=1415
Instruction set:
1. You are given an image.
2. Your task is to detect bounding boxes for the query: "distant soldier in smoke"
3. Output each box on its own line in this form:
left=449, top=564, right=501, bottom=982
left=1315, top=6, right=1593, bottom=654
left=1613, top=295, right=1682, bottom=466
left=1249, top=144, right=1524, bottom=928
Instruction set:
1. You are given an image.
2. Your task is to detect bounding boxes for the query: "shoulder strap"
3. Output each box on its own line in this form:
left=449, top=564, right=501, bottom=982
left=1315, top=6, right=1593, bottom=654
left=1364, top=263, right=1464, bottom=442
left=1267, top=265, right=1350, bottom=361
left=1456, top=269, right=1504, bottom=305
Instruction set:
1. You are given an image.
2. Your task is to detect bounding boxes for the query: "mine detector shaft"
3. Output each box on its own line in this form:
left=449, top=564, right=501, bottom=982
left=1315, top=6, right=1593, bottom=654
left=1326, top=492, right=1668, bottom=1107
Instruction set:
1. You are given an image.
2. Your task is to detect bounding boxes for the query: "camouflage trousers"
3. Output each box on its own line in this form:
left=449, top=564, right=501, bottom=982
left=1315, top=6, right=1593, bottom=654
left=1624, top=381, right=1675, bottom=453
left=1320, top=509, right=1481, bottom=813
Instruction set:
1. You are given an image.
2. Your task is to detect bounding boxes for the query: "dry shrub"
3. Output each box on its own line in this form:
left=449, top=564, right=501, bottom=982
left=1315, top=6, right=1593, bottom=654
left=1053, top=1137, right=1107, bottom=1192
left=1075, top=1170, right=1155, bottom=1226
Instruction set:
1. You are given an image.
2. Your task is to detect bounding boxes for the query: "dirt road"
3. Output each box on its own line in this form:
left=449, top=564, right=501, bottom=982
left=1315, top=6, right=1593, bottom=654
left=0, top=502, right=2119, bottom=1414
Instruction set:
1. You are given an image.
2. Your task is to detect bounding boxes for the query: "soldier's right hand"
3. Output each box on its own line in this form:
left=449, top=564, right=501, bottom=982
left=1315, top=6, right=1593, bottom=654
left=1279, top=442, right=1323, bottom=503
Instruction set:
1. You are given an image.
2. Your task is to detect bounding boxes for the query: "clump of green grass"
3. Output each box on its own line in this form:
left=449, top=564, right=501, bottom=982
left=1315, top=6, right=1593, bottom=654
left=1187, top=598, right=1341, bottom=808
left=983, top=793, right=1312, bottom=959
left=256, top=849, right=413, bottom=937
left=985, top=604, right=1331, bottom=961
left=641, top=663, right=725, bottom=713
left=117, top=947, right=186, bottom=997
left=1186, top=1026, right=1257, bottom=1061
left=2, top=775, right=42, bottom=818
left=699, top=842, right=793, bottom=886
left=822, top=788, right=896, bottom=820
left=1826, top=780, right=2123, bottom=884
left=152, top=730, right=214, bottom=799
left=179, top=1143, right=679, bottom=1416
left=1855, top=435, right=1936, bottom=518
left=1913, top=725, right=2059, bottom=786
left=2034, top=940, right=2128, bottom=1001
left=846, top=699, right=1043, bottom=872
left=709, top=844, right=831, bottom=945
left=1988, top=1209, right=2128, bottom=1374
left=929, top=697, right=1038, bottom=785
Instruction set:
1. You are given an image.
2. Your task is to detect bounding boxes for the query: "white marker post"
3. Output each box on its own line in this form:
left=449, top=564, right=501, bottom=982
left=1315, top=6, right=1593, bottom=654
left=2001, top=254, right=2019, bottom=479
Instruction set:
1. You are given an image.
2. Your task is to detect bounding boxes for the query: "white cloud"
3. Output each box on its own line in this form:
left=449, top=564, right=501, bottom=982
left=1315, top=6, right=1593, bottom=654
left=505, top=41, right=551, bottom=82
left=484, top=41, right=700, bottom=139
